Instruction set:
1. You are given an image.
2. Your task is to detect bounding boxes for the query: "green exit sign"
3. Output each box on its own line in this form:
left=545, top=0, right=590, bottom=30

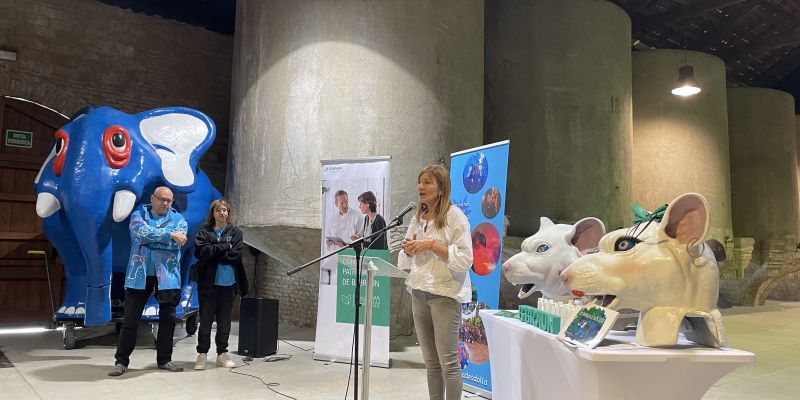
left=5, top=129, right=33, bottom=148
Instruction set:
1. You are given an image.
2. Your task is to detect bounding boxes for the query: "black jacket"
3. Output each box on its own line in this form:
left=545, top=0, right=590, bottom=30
left=362, top=214, right=388, bottom=250
left=194, top=223, right=249, bottom=296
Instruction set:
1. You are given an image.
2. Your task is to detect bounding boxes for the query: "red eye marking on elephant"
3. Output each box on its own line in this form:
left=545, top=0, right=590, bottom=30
left=102, top=125, right=132, bottom=168
left=52, top=129, right=70, bottom=176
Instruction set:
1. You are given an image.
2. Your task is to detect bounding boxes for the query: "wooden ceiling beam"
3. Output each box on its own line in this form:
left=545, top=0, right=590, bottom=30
left=722, top=34, right=800, bottom=63
left=695, top=1, right=761, bottom=50
left=636, top=0, right=749, bottom=29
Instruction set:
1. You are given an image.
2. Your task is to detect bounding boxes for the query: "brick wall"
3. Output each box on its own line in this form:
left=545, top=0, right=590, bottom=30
left=247, top=251, right=321, bottom=328
left=0, top=0, right=232, bottom=189
left=242, top=248, right=417, bottom=335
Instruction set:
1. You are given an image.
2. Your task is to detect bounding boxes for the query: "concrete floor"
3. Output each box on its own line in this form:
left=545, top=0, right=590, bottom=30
left=0, top=300, right=798, bottom=400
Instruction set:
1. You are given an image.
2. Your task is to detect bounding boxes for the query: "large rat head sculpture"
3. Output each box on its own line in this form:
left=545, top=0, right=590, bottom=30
left=560, top=193, right=726, bottom=348
left=503, top=217, right=605, bottom=299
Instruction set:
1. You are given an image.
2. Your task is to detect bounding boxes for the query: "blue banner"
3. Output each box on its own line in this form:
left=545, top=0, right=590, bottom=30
left=450, top=141, right=509, bottom=396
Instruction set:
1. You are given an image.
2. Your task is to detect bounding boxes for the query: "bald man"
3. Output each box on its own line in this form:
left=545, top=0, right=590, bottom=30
left=109, top=186, right=188, bottom=376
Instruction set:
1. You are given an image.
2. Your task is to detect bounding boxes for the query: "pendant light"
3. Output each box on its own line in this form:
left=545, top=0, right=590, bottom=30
left=672, top=3, right=701, bottom=97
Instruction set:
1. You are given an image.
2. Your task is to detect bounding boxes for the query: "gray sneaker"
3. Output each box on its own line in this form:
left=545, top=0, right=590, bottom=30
left=108, top=364, right=127, bottom=376
left=157, top=361, right=184, bottom=372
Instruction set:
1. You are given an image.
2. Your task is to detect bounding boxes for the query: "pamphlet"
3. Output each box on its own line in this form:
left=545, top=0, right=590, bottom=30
left=557, top=303, right=620, bottom=349
left=493, top=310, right=519, bottom=319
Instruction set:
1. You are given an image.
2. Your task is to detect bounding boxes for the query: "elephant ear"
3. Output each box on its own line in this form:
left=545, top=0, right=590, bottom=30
left=138, top=108, right=216, bottom=190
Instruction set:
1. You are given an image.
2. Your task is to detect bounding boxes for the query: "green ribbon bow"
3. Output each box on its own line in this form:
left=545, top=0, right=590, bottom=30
left=631, top=203, right=667, bottom=225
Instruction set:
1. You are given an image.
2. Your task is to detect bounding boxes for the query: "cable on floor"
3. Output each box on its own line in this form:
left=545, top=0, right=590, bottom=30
left=229, top=356, right=297, bottom=400
left=280, top=340, right=313, bottom=352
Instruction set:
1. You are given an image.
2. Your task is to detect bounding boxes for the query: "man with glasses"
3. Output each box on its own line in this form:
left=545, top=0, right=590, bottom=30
left=109, top=186, right=188, bottom=376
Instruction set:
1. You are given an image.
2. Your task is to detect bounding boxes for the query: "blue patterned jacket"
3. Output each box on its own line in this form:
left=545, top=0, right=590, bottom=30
left=124, top=204, right=188, bottom=290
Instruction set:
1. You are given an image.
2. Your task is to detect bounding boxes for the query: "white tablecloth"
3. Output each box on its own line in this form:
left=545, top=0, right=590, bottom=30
left=480, top=309, right=755, bottom=400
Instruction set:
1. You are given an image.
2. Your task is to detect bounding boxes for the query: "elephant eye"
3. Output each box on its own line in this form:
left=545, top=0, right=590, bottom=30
left=102, top=125, right=131, bottom=169
left=111, top=133, right=126, bottom=151
left=535, top=243, right=550, bottom=253
left=52, top=129, right=70, bottom=176
left=613, top=236, right=642, bottom=252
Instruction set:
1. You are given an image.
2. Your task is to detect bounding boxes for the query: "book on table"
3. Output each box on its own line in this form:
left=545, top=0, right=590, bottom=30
left=557, top=303, right=620, bottom=349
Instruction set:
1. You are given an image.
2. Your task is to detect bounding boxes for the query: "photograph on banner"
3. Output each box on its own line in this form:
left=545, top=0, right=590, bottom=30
left=314, top=158, right=392, bottom=365
left=450, top=141, right=509, bottom=394
left=320, top=177, right=389, bottom=285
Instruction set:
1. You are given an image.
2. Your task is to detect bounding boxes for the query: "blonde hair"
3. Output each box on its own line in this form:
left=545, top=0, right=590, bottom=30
left=206, top=199, right=234, bottom=225
left=416, top=164, right=451, bottom=230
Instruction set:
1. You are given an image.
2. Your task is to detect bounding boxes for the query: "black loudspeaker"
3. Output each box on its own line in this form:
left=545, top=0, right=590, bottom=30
left=238, top=298, right=279, bottom=357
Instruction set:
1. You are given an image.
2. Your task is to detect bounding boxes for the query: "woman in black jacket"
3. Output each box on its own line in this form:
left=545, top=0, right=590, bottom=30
left=193, top=199, right=248, bottom=370
left=352, top=191, right=388, bottom=250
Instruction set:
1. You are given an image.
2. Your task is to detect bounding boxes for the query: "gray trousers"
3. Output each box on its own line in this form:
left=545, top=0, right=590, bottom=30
left=411, top=289, right=463, bottom=400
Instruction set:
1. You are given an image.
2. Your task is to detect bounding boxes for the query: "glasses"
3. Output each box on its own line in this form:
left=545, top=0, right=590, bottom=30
left=152, top=194, right=173, bottom=205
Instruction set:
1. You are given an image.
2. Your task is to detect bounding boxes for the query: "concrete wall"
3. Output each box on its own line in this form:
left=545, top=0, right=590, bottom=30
left=0, top=0, right=233, bottom=189
left=485, top=0, right=633, bottom=236
left=767, top=114, right=800, bottom=301
left=228, top=0, right=484, bottom=329
left=729, top=88, right=798, bottom=245
left=631, top=50, right=732, bottom=243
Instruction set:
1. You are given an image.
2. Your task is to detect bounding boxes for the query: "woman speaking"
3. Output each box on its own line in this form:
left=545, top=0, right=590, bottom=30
left=398, top=164, right=473, bottom=400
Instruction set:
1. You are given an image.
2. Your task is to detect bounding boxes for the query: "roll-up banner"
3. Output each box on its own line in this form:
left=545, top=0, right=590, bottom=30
left=314, top=157, right=392, bottom=367
left=450, top=141, right=510, bottom=397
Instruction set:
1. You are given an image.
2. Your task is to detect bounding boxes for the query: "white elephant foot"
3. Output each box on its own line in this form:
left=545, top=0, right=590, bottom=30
left=56, top=301, right=87, bottom=317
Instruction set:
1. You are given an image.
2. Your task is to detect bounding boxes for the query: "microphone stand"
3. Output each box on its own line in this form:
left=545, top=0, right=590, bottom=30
left=287, top=214, right=408, bottom=400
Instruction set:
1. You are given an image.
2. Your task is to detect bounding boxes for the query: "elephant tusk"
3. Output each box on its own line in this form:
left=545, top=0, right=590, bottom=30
left=112, top=190, right=137, bottom=222
left=34, top=146, right=57, bottom=184
left=35, top=192, right=61, bottom=218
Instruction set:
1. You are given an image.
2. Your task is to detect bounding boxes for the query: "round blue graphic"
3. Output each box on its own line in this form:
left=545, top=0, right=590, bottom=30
left=462, top=153, right=489, bottom=194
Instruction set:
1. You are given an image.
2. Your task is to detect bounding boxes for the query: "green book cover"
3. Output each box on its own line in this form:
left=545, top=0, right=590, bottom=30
left=558, top=304, right=619, bottom=349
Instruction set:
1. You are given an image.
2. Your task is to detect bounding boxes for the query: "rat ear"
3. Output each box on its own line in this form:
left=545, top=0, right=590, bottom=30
left=538, top=217, right=555, bottom=231
left=565, top=217, right=605, bottom=252
left=659, top=193, right=709, bottom=245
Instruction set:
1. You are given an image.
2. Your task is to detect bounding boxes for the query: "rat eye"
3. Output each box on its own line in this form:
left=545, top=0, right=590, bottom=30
left=614, top=236, right=642, bottom=252
left=535, top=243, right=550, bottom=253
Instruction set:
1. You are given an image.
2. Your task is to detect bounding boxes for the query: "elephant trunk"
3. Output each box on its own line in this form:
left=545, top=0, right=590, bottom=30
left=70, top=207, right=115, bottom=326
left=84, top=243, right=113, bottom=326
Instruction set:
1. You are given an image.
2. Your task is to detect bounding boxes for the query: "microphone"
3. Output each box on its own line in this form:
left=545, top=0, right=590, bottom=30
left=391, top=202, right=416, bottom=223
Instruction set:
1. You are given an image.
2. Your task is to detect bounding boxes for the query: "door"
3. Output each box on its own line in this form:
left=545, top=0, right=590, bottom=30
left=0, top=96, right=68, bottom=325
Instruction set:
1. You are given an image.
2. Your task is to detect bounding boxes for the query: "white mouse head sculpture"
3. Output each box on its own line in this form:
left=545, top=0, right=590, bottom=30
left=503, top=217, right=605, bottom=299
left=560, top=193, right=726, bottom=348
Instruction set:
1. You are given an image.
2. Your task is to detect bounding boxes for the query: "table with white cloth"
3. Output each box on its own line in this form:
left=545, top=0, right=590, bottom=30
left=480, top=309, right=755, bottom=400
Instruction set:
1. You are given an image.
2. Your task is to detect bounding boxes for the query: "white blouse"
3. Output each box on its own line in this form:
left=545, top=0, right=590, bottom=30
left=398, top=205, right=473, bottom=303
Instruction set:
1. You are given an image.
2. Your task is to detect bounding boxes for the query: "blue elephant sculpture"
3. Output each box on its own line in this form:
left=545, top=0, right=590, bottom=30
left=34, top=106, right=221, bottom=326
